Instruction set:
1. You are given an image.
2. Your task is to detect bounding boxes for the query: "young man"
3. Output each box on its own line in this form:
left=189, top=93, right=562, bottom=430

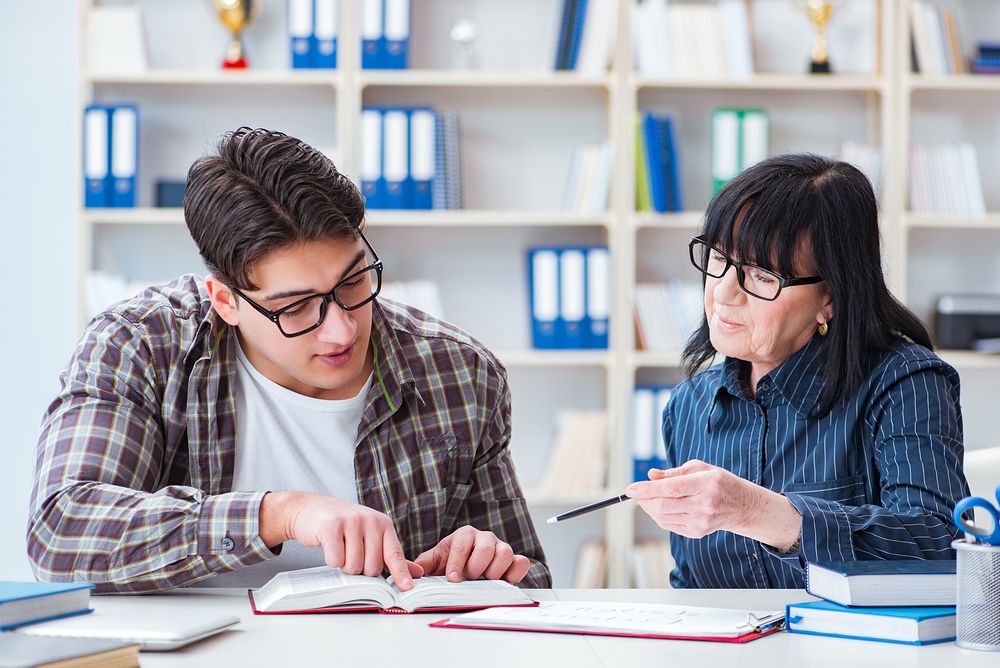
left=28, top=127, right=550, bottom=592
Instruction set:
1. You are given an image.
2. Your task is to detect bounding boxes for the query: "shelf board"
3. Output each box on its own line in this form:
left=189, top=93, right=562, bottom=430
left=495, top=350, right=612, bottom=368
left=628, top=351, right=685, bottom=369
left=908, top=75, right=1000, bottom=92
left=82, top=208, right=184, bottom=225
left=636, top=73, right=885, bottom=92
left=86, top=69, right=340, bottom=87
left=360, top=70, right=613, bottom=89
left=82, top=208, right=612, bottom=228
left=366, top=209, right=612, bottom=227
left=902, top=213, right=1000, bottom=230
left=633, top=211, right=704, bottom=230
left=936, top=350, right=1000, bottom=369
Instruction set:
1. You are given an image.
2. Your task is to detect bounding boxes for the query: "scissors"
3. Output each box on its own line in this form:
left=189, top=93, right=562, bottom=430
left=952, top=483, right=1000, bottom=545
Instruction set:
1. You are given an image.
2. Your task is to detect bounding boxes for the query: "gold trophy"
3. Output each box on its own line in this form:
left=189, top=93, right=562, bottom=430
left=797, top=0, right=842, bottom=74
left=213, top=0, right=264, bottom=69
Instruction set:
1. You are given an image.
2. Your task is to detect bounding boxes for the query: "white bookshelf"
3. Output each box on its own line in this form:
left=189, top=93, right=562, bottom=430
left=76, top=0, right=999, bottom=587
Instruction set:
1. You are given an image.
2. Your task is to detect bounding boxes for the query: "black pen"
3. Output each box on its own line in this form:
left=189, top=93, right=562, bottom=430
left=546, top=494, right=630, bottom=524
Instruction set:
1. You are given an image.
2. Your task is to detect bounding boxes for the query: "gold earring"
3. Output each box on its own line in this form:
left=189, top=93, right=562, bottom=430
left=818, top=321, right=829, bottom=336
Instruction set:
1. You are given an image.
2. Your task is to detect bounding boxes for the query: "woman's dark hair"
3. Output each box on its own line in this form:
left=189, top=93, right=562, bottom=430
left=183, top=127, right=366, bottom=290
left=683, top=153, right=932, bottom=416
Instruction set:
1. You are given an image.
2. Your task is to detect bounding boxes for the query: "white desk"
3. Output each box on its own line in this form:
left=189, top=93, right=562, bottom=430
left=87, top=588, right=994, bottom=667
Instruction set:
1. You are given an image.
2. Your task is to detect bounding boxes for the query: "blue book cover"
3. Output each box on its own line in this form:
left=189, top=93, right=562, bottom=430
left=786, top=600, right=956, bottom=646
left=0, top=582, right=95, bottom=631
left=566, top=0, right=589, bottom=70
left=528, top=247, right=562, bottom=349
left=810, top=560, right=956, bottom=578
left=642, top=113, right=667, bottom=213
left=553, top=0, right=578, bottom=70
left=662, top=117, right=683, bottom=212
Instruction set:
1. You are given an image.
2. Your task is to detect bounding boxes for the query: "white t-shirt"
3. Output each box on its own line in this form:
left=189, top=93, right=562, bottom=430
left=200, top=341, right=372, bottom=587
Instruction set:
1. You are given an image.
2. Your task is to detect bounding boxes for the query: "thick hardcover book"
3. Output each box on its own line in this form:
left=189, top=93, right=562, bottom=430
left=431, top=601, right=784, bottom=643
left=786, top=599, right=956, bottom=646
left=0, top=581, right=94, bottom=631
left=248, top=566, right=537, bottom=615
left=805, top=559, right=955, bottom=607
left=0, top=634, right=138, bottom=668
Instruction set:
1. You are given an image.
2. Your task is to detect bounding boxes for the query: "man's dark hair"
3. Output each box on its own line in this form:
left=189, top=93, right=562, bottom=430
left=683, top=152, right=931, bottom=416
left=183, top=127, right=366, bottom=290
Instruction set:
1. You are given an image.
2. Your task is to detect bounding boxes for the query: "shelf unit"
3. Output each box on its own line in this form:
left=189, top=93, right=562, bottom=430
left=77, top=0, right=999, bottom=588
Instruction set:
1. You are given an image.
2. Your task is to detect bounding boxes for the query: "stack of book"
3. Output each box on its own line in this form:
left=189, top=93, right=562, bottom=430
left=636, top=112, right=683, bottom=213
left=908, top=143, right=986, bottom=216
left=535, top=410, right=608, bottom=498
left=633, top=0, right=753, bottom=80
left=633, top=281, right=703, bottom=352
left=361, top=106, right=461, bottom=210
left=910, top=0, right=965, bottom=75
left=361, top=0, right=410, bottom=69
left=82, top=104, right=139, bottom=208
left=631, top=385, right=673, bottom=483
left=632, top=538, right=673, bottom=589
left=527, top=246, right=610, bottom=350
left=288, top=0, right=339, bottom=69
left=971, top=42, right=1000, bottom=74
left=553, top=0, right=617, bottom=75
left=787, top=560, right=958, bottom=645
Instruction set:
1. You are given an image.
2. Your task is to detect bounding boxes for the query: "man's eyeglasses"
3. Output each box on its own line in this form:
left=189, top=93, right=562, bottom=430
left=231, top=232, right=383, bottom=338
left=688, top=236, right=823, bottom=301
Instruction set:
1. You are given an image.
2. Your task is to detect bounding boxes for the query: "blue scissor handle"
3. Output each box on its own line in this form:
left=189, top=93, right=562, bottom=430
left=952, top=484, right=1000, bottom=546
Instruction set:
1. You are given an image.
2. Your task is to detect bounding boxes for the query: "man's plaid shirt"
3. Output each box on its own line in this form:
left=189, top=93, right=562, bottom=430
left=28, top=275, right=551, bottom=592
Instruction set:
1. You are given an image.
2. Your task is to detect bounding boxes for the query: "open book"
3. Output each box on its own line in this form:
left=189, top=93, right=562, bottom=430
left=248, top=566, right=537, bottom=615
left=431, top=601, right=785, bottom=643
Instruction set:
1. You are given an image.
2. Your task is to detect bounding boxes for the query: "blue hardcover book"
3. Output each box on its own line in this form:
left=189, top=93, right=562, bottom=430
left=313, top=0, right=338, bottom=68
left=559, top=248, right=587, bottom=349
left=360, top=0, right=383, bottom=69
left=381, top=108, right=410, bottom=209
left=528, top=248, right=561, bottom=349
left=642, top=113, right=667, bottom=213
left=584, top=247, right=609, bottom=349
left=566, top=0, right=589, bottom=70
left=360, top=108, right=385, bottom=208
left=382, top=0, right=409, bottom=70
left=662, top=117, right=683, bottom=212
left=805, top=559, right=956, bottom=607
left=408, top=108, right=435, bottom=210
left=786, top=600, right=956, bottom=646
left=109, top=104, right=138, bottom=208
left=0, top=582, right=95, bottom=631
left=83, top=105, right=111, bottom=208
left=553, top=0, right=577, bottom=70
left=288, top=0, right=313, bottom=68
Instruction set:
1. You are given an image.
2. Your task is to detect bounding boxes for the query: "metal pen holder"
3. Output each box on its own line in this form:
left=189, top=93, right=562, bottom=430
left=954, top=539, right=1000, bottom=651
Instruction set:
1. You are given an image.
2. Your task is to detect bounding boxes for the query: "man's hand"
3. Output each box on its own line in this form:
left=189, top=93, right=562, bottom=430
left=259, top=492, right=423, bottom=590
left=413, top=526, right=531, bottom=584
left=624, top=459, right=802, bottom=551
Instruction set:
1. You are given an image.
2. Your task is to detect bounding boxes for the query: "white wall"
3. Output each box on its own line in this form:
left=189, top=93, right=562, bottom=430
left=0, top=2, right=78, bottom=579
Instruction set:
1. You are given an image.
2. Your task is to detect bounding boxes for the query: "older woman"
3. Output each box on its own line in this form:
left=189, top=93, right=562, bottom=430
left=626, top=153, right=970, bottom=588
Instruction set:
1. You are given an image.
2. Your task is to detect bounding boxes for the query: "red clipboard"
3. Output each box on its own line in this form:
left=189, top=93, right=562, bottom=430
left=248, top=589, right=540, bottom=616
left=428, top=617, right=783, bottom=643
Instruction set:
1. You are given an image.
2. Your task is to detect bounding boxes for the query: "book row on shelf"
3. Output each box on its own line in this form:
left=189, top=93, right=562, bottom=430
left=572, top=538, right=673, bottom=590
left=634, top=282, right=702, bottom=353
left=528, top=246, right=610, bottom=350
left=553, top=0, right=616, bottom=75
left=360, top=106, right=462, bottom=210
left=633, top=0, right=754, bottom=80
left=908, top=143, right=986, bottom=216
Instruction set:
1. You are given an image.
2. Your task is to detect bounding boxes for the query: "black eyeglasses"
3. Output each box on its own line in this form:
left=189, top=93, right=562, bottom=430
left=232, top=232, right=383, bottom=338
left=688, top=236, right=824, bottom=301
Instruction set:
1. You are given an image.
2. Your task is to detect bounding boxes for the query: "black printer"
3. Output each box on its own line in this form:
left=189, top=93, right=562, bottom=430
left=934, top=294, right=1000, bottom=351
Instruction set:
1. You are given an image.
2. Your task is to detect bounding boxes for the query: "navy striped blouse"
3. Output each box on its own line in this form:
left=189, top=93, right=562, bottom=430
left=664, top=334, right=970, bottom=589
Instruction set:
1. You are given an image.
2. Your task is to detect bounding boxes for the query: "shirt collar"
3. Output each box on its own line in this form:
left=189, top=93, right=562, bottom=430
left=368, top=299, right=420, bottom=410
left=710, top=334, right=827, bottom=417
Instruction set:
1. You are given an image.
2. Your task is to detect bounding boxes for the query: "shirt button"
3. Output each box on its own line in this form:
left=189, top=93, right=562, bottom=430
left=221, top=537, right=235, bottom=551
left=750, top=553, right=759, bottom=562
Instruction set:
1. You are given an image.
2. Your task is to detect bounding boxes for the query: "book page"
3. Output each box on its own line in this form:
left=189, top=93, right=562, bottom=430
left=253, top=567, right=395, bottom=612
left=389, top=576, right=534, bottom=612
left=444, top=601, right=782, bottom=637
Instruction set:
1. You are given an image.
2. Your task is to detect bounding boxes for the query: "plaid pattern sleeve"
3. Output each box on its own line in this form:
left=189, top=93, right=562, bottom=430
left=357, top=300, right=552, bottom=588
left=27, top=280, right=274, bottom=592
